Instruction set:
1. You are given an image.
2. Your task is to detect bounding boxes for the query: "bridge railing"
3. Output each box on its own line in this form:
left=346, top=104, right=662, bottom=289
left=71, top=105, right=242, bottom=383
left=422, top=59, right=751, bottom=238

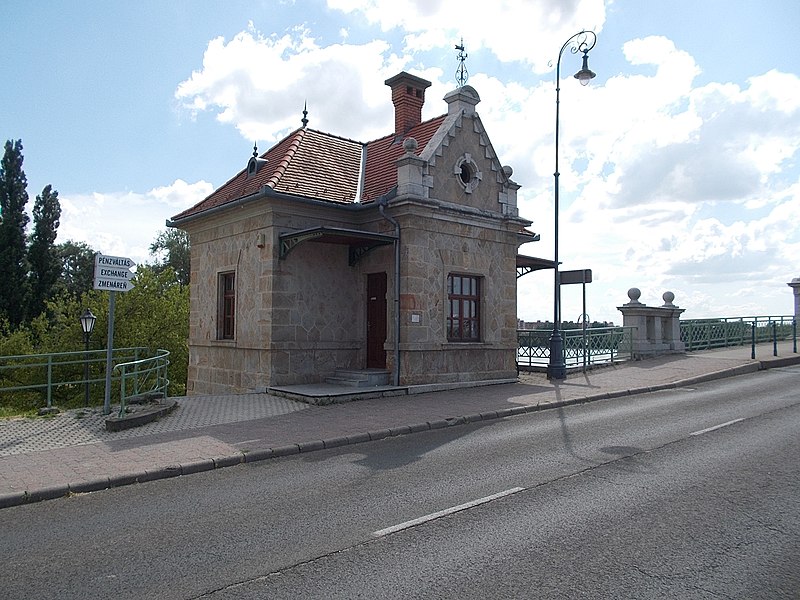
left=680, top=316, right=797, bottom=353
left=518, top=326, right=636, bottom=370
left=0, top=347, right=167, bottom=412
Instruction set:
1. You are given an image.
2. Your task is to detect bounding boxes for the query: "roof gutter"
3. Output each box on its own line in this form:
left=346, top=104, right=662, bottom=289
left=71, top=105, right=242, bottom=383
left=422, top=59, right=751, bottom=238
left=166, top=185, right=384, bottom=229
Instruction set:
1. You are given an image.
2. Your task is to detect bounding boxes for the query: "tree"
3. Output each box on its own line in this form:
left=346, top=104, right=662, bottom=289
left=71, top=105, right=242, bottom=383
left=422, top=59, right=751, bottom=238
left=149, top=228, right=190, bottom=287
left=27, top=184, right=62, bottom=318
left=109, top=265, right=189, bottom=396
left=54, top=240, right=97, bottom=298
left=0, top=139, right=30, bottom=327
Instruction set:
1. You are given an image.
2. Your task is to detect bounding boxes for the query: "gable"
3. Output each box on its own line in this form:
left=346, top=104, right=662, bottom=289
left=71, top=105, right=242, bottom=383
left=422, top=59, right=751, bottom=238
left=420, top=110, right=519, bottom=216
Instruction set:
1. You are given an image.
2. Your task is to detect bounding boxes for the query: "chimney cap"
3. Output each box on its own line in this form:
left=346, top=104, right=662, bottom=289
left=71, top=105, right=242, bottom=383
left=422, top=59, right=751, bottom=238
left=384, top=71, right=432, bottom=90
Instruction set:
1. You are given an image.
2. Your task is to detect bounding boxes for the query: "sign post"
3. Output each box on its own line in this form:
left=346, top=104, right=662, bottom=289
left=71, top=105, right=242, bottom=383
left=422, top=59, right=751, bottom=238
left=94, top=254, right=136, bottom=414
left=560, top=269, right=593, bottom=372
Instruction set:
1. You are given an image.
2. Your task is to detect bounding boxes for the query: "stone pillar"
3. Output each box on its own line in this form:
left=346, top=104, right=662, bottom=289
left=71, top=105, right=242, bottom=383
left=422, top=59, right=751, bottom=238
left=395, top=137, right=427, bottom=198
left=617, top=288, right=686, bottom=359
left=788, top=277, right=800, bottom=319
left=660, top=291, right=686, bottom=352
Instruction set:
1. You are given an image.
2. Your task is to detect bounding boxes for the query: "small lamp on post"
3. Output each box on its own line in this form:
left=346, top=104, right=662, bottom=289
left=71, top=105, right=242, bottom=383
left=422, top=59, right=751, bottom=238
left=80, top=308, right=96, bottom=407
left=547, top=30, right=597, bottom=381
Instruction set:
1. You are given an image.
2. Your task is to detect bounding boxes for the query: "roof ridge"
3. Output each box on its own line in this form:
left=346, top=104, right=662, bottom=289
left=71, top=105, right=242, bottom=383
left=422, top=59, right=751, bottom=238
left=364, top=113, right=448, bottom=145
left=305, top=127, right=366, bottom=146
left=266, top=128, right=306, bottom=189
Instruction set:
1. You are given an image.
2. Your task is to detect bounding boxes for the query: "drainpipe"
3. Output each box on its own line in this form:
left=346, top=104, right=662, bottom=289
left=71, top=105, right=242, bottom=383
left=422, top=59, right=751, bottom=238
left=378, top=196, right=401, bottom=386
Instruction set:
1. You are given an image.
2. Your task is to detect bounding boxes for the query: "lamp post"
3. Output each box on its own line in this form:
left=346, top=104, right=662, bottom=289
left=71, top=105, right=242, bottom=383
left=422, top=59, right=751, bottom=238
left=547, top=30, right=597, bottom=380
left=80, top=308, right=97, bottom=407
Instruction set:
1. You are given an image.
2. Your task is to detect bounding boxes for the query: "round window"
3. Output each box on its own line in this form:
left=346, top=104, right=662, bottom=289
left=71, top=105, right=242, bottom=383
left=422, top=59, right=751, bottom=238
left=460, top=163, right=472, bottom=184
left=455, top=154, right=482, bottom=193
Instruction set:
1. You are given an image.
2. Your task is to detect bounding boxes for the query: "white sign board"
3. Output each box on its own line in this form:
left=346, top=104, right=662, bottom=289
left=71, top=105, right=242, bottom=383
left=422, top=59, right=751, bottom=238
left=94, top=253, right=136, bottom=292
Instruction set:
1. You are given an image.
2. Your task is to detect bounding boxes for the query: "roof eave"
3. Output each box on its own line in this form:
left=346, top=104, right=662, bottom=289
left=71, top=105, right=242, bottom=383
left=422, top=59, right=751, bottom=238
left=167, top=186, right=378, bottom=229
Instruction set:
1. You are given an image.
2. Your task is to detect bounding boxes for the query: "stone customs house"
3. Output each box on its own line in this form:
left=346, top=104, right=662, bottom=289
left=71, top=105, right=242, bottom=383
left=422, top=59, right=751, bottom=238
left=169, top=72, right=542, bottom=395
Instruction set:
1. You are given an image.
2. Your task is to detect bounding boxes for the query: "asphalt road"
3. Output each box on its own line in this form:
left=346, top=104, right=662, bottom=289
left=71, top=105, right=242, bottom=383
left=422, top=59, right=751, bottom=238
left=1, top=367, right=798, bottom=599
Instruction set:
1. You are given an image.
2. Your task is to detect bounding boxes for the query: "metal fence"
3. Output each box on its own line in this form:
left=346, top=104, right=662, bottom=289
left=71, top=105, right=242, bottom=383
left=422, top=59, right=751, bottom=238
left=518, top=326, right=635, bottom=370
left=519, top=315, right=797, bottom=371
left=114, top=349, right=170, bottom=417
left=681, top=316, right=797, bottom=353
left=0, top=347, right=169, bottom=411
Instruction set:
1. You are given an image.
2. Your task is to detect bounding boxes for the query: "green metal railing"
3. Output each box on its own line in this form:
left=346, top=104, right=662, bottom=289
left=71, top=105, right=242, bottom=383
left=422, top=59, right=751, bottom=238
left=681, top=316, right=797, bottom=354
left=114, top=349, right=170, bottom=417
left=0, top=347, right=168, bottom=412
left=518, top=326, right=635, bottom=369
left=519, top=315, right=797, bottom=371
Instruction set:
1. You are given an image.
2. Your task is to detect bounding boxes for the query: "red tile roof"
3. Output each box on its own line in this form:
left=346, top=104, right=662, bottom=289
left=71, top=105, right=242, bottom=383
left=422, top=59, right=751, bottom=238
left=361, top=115, right=446, bottom=202
left=171, top=115, right=448, bottom=222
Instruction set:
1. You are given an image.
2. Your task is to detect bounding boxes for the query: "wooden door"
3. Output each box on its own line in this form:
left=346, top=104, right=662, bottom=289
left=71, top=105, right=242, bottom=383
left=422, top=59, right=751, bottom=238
left=366, top=273, right=387, bottom=368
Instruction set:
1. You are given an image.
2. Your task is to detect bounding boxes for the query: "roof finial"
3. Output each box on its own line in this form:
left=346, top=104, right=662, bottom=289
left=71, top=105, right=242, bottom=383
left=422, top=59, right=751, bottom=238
left=455, top=38, right=469, bottom=87
left=252, top=142, right=258, bottom=158
left=301, top=101, right=308, bottom=128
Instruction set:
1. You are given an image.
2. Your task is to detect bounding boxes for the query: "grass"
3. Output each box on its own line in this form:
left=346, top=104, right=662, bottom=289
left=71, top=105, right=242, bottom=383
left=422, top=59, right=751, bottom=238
left=0, top=406, right=39, bottom=419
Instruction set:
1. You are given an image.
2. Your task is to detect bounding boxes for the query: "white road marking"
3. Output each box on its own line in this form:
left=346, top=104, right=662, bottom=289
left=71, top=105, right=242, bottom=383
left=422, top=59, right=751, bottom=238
left=690, top=418, right=745, bottom=437
left=372, top=487, right=525, bottom=538
left=232, top=439, right=263, bottom=446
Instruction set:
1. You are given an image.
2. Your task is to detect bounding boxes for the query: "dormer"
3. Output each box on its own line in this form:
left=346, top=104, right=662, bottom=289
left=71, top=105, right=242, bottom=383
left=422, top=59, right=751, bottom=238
left=247, top=144, right=268, bottom=179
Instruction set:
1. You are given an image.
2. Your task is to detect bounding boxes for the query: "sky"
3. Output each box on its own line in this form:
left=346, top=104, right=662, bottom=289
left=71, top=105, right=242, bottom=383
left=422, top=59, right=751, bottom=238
left=4, top=0, right=799, bottom=324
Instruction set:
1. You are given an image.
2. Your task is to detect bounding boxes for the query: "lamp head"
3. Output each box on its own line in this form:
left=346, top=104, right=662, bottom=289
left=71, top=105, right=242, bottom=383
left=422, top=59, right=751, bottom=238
left=80, top=308, right=97, bottom=335
left=573, top=50, right=596, bottom=86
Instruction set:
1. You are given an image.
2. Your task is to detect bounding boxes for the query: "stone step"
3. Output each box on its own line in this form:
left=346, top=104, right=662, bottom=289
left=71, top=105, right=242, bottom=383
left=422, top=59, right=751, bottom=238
left=325, top=369, right=391, bottom=388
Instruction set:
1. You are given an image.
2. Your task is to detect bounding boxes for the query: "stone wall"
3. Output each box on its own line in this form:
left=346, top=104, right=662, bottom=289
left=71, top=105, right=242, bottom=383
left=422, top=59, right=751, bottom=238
left=392, top=197, right=521, bottom=384
left=183, top=200, right=402, bottom=393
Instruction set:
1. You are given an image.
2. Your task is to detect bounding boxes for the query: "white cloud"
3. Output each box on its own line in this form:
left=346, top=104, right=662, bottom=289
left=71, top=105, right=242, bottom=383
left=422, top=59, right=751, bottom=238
left=510, top=43, right=800, bottom=321
left=58, top=180, right=212, bottom=266
left=327, top=0, right=607, bottom=72
left=175, top=27, right=403, bottom=143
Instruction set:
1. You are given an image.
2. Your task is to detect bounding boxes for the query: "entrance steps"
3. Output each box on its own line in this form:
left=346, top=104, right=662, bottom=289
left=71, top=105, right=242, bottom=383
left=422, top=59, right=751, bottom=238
left=325, top=369, right=391, bottom=388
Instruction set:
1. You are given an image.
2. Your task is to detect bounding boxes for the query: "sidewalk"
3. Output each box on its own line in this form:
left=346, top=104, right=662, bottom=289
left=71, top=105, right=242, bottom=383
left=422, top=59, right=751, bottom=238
left=1, top=342, right=797, bottom=509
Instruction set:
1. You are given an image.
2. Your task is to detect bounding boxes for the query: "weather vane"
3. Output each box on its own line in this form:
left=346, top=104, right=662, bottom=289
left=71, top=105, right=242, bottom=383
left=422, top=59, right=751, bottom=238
left=455, top=38, right=468, bottom=87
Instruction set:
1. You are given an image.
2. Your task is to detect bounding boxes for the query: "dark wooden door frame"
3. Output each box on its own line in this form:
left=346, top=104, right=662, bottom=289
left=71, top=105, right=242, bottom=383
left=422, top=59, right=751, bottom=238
left=366, top=272, right=387, bottom=369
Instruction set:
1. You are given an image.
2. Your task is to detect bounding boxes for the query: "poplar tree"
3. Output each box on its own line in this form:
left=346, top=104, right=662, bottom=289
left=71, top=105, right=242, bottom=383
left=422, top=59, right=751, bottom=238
left=55, top=240, right=97, bottom=297
left=0, top=139, right=30, bottom=327
left=149, top=229, right=190, bottom=287
left=28, top=184, right=62, bottom=317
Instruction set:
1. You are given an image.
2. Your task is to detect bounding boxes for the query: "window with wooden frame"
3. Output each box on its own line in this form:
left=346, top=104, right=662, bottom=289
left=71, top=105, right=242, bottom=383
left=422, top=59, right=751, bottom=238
left=447, top=274, right=481, bottom=342
left=218, top=271, right=236, bottom=340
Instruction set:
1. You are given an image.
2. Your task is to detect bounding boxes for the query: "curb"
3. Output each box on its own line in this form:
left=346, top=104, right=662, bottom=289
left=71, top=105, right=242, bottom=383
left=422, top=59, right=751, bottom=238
left=104, top=400, right=179, bottom=432
left=3, top=359, right=797, bottom=510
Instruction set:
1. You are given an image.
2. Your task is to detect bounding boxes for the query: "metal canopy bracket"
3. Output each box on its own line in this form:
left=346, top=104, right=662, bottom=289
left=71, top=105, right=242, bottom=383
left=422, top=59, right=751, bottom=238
left=280, top=230, right=325, bottom=258
left=516, top=255, right=556, bottom=279
left=279, top=226, right=397, bottom=266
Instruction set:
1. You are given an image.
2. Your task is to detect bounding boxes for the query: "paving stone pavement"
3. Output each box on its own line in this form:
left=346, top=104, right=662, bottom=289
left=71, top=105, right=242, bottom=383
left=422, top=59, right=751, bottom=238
left=0, top=342, right=797, bottom=509
left=0, top=394, right=309, bottom=456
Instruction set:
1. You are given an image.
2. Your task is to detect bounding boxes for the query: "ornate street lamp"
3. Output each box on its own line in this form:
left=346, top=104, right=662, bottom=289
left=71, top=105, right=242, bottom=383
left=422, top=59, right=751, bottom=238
left=548, top=30, right=597, bottom=380
left=80, top=308, right=97, bottom=407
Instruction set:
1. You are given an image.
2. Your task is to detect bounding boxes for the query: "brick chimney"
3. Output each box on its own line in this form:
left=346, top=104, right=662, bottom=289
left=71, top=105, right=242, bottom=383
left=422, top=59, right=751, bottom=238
left=385, top=72, right=432, bottom=137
